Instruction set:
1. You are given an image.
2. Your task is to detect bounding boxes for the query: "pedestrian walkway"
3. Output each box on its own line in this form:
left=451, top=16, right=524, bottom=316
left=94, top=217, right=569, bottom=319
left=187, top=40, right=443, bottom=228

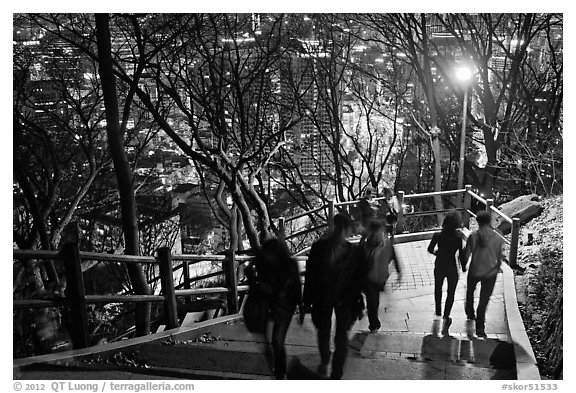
left=15, top=239, right=517, bottom=380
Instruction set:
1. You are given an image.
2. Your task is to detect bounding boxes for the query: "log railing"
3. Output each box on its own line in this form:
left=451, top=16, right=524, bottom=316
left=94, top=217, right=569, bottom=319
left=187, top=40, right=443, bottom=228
left=277, top=184, right=521, bottom=267
left=14, top=185, right=521, bottom=351
left=13, top=246, right=252, bottom=350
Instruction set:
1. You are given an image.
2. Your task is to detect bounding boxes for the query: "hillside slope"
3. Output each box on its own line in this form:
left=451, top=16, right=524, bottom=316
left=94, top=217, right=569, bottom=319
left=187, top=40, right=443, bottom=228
left=514, top=195, right=563, bottom=379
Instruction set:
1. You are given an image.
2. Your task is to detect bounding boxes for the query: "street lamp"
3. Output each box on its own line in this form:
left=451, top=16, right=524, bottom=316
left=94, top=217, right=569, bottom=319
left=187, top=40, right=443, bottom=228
left=455, top=66, right=473, bottom=194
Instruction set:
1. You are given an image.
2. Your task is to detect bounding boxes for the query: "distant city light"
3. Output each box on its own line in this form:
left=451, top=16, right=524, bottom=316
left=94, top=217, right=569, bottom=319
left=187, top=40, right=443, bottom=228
left=221, top=37, right=255, bottom=44
left=299, top=39, right=320, bottom=45
left=510, top=39, right=524, bottom=48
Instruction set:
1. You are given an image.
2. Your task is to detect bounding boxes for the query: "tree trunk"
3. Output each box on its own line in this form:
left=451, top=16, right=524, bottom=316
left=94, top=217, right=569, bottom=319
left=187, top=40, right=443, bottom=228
left=233, top=186, right=262, bottom=249
left=95, top=13, right=151, bottom=336
left=229, top=206, right=239, bottom=251
left=421, top=54, right=444, bottom=224
left=236, top=206, right=244, bottom=251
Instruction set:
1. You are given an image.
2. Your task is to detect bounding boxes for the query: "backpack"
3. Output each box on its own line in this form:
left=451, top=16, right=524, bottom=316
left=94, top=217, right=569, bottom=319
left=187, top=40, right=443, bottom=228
left=365, top=239, right=395, bottom=288
left=242, top=262, right=270, bottom=333
left=379, top=199, right=398, bottom=224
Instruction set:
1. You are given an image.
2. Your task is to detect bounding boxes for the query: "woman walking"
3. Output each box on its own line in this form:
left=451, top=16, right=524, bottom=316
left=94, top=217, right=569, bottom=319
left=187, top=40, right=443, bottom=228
left=250, top=238, right=302, bottom=379
left=463, top=211, right=504, bottom=338
left=427, top=210, right=466, bottom=334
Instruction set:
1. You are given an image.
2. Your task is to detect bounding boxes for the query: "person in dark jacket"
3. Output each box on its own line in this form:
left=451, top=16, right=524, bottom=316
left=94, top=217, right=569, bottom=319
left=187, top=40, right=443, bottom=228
left=252, top=238, right=302, bottom=379
left=302, top=214, right=365, bottom=379
left=427, top=210, right=466, bottom=335
left=379, top=187, right=399, bottom=239
left=357, top=187, right=378, bottom=235
left=359, top=221, right=402, bottom=333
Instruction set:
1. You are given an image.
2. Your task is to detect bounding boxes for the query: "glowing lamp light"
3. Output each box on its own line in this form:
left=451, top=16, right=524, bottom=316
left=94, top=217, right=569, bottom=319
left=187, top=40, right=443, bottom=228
left=456, top=66, right=473, bottom=82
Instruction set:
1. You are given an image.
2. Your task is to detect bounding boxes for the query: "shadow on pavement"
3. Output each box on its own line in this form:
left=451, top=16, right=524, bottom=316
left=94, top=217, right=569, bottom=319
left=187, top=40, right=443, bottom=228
left=421, top=334, right=515, bottom=369
left=286, top=356, right=326, bottom=380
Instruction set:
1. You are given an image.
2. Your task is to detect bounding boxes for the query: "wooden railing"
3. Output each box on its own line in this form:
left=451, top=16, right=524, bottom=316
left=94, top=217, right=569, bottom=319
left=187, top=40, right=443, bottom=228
left=13, top=185, right=521, bottom=352
left=278, top=203, right=330, bottom=241
left=277, top=185, right=521, bottom=267
left=13, top=246, right=252, bottom=350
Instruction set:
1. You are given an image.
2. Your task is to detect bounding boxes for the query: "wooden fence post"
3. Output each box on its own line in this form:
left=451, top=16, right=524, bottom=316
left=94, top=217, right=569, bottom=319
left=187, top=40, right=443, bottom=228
left=223, top=250, right=239, bottom=314
left=328, top=199, right=336, bottom=230
left=62, top=241, right=89, bottom=349
left=463, top=185, right=472, bottom=228
left=396, top=191, right=405, bottom=234
left=278, top=217, right=285, bottom=239
left=182, top=261, right=191, bottom=306
left=486, top=198, right=494, bottom=212
left=509, top=218, right=521, bottom=268
left=157, top=247, right=179, bottom=329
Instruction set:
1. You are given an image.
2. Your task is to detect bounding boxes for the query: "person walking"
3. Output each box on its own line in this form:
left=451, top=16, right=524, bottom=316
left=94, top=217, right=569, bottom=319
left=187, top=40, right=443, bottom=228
left=463, top=211, right=504, bottom=338
left=302, top=214, right=365, bottom=379
left=249, top=238, right=302, bottom=379
left=360, top=221, right=401, bottom=333
left=427, top=210, right=467, bottom=335
left=358, top=187, right=378, bottom=235
left=379, top=187, right=399, bottom=239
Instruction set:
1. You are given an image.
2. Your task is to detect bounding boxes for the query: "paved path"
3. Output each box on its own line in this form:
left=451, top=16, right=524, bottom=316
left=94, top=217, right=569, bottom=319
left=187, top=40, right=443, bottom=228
left=16, top=240, right=515, bottom=380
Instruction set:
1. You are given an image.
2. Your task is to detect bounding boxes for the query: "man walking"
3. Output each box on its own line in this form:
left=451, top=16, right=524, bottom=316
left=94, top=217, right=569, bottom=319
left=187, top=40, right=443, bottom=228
left=359, top=221, right=402, bottom=333
left=302, top=214, right=365, bottom=379
left=358, top=187, right=378, bottom=235
left=463, top=211, right=504, bottom=338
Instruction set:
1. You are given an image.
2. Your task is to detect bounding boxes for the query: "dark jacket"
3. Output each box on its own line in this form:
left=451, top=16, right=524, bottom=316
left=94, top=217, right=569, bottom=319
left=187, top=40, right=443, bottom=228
left=358, top=197, right=376, bottom=228
left=303, top=236, right=364, bottom=311
left=360, top=235, right=400, bottom=289
left=250, top=252, right=302, bottom=311
left=427, top=231, right=466, bottom=273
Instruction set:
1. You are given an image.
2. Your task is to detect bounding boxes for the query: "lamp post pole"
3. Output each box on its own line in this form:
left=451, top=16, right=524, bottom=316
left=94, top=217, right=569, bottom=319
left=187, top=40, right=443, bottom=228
left=457, top=85, right=469, bottom=192
left=455, top=64, right=473, bottom=208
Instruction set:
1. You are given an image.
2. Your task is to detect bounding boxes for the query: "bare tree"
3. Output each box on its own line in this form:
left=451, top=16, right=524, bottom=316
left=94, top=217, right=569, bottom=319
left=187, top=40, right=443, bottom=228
left=95, top=13, right=151, bottom=336
left=13, top=15, right=112, bottom=289
left=362, top=13, right=562, bottom=199
left=359, top=14, right=446, bottom=220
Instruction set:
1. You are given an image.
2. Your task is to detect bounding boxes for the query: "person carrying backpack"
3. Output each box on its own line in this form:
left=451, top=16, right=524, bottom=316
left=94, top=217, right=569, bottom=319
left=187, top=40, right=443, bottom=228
left=463, top=211, right=504, bottom=338
left=379, top=187, right=399, bottom=239
left=244, top=238, right=302, bottom=379
left=357, top=186, right=378, bottom=236
left=360, top=221, right=402, bottom=333
left=302, top=214, right=365, bottom=379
